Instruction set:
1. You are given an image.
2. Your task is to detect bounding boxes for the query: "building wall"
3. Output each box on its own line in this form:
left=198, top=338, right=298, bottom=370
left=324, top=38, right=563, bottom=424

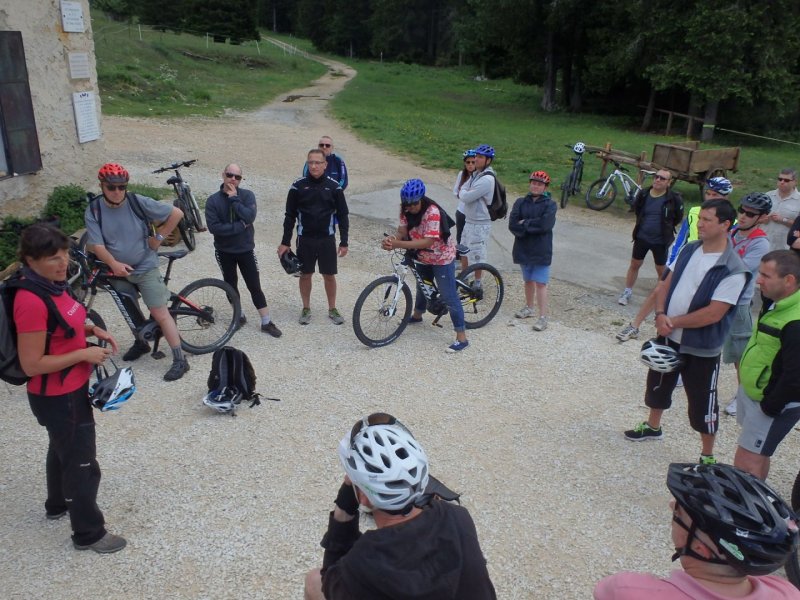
left=0, top=0, right=105, bottom=217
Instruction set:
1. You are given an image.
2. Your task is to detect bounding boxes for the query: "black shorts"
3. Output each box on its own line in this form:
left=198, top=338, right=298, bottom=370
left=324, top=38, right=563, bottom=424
left=297, top=235, right=337, bottom=275
left=644, top=340, right=721, bottom=435
left=632, top=239, right=668, bottom=265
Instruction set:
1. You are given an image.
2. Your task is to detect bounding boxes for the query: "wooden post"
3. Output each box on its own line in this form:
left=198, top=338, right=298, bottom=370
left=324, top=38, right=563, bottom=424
left=600, top=142, right=612, bottom=177
left=665, top=111, right=673, bottom=136
left=637, top=151, right=647, bottom=185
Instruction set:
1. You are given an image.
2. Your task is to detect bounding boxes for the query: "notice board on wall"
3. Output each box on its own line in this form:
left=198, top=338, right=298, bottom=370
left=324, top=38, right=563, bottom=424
left=72, top=91, right=100, bottom=143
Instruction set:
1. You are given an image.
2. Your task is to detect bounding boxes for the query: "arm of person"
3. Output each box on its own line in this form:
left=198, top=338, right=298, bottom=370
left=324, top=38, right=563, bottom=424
left=383, top=236, right=435, bottom=251
left=788, top=214, right=800, bottom=248
left=335, top=188, right=349, bottom=255
left=204, top=193, right=231, bottom=236
left=522, top=201, right=557, bottom=234
left=667, top=300, right=736, bottom=330
left=84, top=323, right=119, bottom=355
left=654, top=270, right=674, bottom=336
left=17, top=331, right=109, bottom=377
left=508, top=198, right=525, bottom=237
left=88, top=243, right=134, bottom=277
left=760, top=321, right=800, bottom=417
left=339, top=157, right=348, bottom=190
left=231, top=189, right=257, bottom=225
left=458, top=173, right=493, bottom=205
left=319, top=479, right=361, bottom=596
left=279, top=188, right=298, bottom=251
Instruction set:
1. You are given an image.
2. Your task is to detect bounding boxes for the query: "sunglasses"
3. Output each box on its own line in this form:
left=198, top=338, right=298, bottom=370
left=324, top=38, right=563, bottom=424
left=104, top=184, right=127, bottom=191
left=738, top=207, right=760, bottom=218
left=778, top=177, right=794, bottom=183
left=464, top=160, right=476, bottom=165
left=653, top=174, right=671, bottom=181
left=319, top=143, right=332, bottom=148
left=225, top=172, right=243, bottom=180
left=349, top=412, right=411, bottom=446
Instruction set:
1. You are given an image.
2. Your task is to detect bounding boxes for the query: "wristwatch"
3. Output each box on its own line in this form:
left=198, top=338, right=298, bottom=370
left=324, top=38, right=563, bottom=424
left=154, top=233, right=165, bottom=242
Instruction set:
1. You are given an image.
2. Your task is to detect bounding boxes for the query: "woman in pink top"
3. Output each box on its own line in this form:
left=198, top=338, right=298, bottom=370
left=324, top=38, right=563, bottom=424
left=594, top=463, right=800, bottom=599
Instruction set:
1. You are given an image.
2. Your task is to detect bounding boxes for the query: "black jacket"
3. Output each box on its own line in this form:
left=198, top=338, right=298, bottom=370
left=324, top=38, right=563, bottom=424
left=508, top=192, right=557, bottom=265
left=205, top=186, right=257, bottom=254
left=631, top=187, right=684, bottom=246
left=281, top=175, right=349, bottom=246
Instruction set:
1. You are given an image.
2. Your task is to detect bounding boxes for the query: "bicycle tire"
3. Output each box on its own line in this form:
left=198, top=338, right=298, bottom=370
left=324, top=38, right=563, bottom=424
left=177, top=217, right=196, bottom=251
left=68, top=232, right=90, bottom=303
left=171, top=278, right=240, bottom=354
left=786, top=471, right=800, bottom=589
left=183, top=188, right=206, bottom=232
left=560, top=177, right=571, bottom=209
left=574, top=161, right=583, bottom=193
left=457, top=263, right=504, bottom=329
left=352, top=276, right=412, bottom=347
left=585, top=178, right=618, bottom=211
left=86, top=308, right=106, bottom=331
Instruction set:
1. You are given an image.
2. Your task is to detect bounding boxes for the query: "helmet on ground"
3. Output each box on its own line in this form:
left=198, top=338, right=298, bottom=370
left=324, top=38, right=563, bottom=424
left=279, top=249, right=303, bottom=275
left=97, top=163, right=129, bottom=184
left=463, top=149, right=477, bottom=159
left=705, top=176, right=733, bottom=196
left=90, top=364, right=135, bottom=411
left=400, top=178, right=426, bottom=204
left=573, top=142, right=586, bottom=154
left=529, top=170, right=551, bottom=185
left=640, top=338, right=683, bottom=373
left=202, top=387, right=242, bottom=414
left=474, top=144, right=495, bottom=158
left=338, top=415, right=430, bottom=512
left=740, top=192, right=772, bottom=215
left=667, top=462, right=799, bottom=575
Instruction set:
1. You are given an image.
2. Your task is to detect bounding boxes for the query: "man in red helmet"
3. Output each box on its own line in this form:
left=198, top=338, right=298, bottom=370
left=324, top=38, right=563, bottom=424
left=84, top=163, right=189, bottom=381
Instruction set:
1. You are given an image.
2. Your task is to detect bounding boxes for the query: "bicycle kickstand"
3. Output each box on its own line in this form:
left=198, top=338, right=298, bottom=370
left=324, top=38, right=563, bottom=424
left=150, top=335, right=167, bottom=360
left=431, top=314, right=445, bottom=328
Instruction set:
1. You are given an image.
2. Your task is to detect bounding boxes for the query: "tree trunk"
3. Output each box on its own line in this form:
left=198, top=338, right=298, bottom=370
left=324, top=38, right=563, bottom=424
left=701, top=99, right=718, bottom=142
left=686, top=93, right=702, bottom=139
left=541, top=31, right=557, bottom=111
left=641, top=87, right=656, bottom=131
left=569, top=73, right=582, bottom=112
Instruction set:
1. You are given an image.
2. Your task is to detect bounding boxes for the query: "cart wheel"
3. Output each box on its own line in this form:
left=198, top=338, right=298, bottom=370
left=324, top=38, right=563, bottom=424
left=703, top=167, right=727, bottom=182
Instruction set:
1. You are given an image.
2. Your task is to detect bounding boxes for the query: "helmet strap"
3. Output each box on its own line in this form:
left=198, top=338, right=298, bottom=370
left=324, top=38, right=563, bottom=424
left=671, top=516, right=729, bottom=566
left=102, top=192, right=125, bottom=207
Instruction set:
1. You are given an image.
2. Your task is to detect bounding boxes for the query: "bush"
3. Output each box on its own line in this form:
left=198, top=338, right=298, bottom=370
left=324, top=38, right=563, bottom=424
left=42, top=184, right=91, bottom=236
left=0, top=216, right=37, bottom=270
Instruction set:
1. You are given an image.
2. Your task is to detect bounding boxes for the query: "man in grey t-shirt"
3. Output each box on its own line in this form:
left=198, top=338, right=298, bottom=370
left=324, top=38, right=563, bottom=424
left=84, top=163, right=188, bottom=381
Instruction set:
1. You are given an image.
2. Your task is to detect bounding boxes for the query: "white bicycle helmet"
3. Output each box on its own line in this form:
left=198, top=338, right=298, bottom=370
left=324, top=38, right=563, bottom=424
left=338, top=417, right=429, bottom=512
left=640, top=338, right=683, bottom=373
left=90, top=364, right=135, bottom=411
left=573, top=141, right=586, bottom=154
left=202, top=387, right=242, bottom=414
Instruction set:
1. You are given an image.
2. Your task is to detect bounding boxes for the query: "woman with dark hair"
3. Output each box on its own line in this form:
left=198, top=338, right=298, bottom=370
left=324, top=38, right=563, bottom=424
left=13, top=223, right=126, bottom=553
left=453, top=149, right=477, bottom=270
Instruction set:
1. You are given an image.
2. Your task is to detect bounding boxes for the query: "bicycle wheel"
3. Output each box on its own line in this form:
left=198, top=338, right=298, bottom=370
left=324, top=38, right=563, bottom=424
left=68, top=233, right=89, bottom=302
left=585, top=178, right=618, bottom=211
left=177, top=217, right=196, bottom=251
left=560, top=176, right=571, bottom=209
left=574, top=161, right=583, bottom=193
left=457, top=263, right=504, bottom=329
left=352, top=276, right=412, bottom=348
left=786, top=471, right=800, bottom=589
left=86, top=308, right=106, bottom=331
left=171, top=278, right=241, bottom=354
left=183, top=188, right=206, bottom=232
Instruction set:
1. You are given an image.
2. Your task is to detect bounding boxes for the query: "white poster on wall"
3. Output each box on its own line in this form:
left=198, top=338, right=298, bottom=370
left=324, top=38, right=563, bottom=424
left=72, top=92, right=100, bottom=143
left=61, top=1, right=85, bottom=33
left=68, top=52, right=91, bottom=80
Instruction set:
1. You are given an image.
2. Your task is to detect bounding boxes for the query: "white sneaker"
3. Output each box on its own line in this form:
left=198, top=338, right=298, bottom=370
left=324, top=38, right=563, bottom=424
left=616, top=323, right=639, bottom=342
left=618, top=289, right=632, bottom=306
left=515, top=306, right=535, bottom=319
left=725, top=398, right=737, bottom=416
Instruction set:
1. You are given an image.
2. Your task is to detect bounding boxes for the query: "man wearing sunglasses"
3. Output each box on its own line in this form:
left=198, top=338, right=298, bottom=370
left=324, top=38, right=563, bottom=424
left=205, top=163, right=281, bottom=338
left=84, top=163, right=189, bottom=381
left=302, top=135, right=348, bottom=190
left=764, top=169, right=800, bottom=251
left=304, top=413, right=496, bottom=600
left=618, top=169, right=684, bottom=306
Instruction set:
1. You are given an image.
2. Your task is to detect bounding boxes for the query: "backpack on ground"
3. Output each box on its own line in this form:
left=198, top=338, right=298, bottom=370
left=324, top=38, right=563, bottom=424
left=203, top=346, right=278, bottom=415
left=483, top=173, right=508, bottom=221
left=0, top=271, right=76, bottom=389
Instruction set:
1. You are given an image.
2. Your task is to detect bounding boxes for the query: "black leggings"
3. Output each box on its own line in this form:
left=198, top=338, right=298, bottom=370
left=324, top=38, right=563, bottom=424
left=214, top=249, right=267, bottom=310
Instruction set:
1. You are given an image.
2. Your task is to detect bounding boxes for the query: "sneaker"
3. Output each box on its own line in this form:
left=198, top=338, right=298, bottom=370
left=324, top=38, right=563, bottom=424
left=618, top=289, right=632, bottom=306
left=261, top=321, right=282, bottom=338
left=532, top=316, right=548, bottom=331
left=725, top=397, right=737, bottom=416
left=624, top=422, right=663, bottom=441
left=328, top=308, right=344, bottom=325
left=163, top=359, right=189, bottom=382
left=699, top=454, right=717, bottom=465
left=675, top=374, right=684, bottom=388
left=46, top=509, right=67, bottom=520
left=616, top=323, right=639, bottom=342
left=515, top=306, right=535, bottom=319
left=73, top=532, right=127, bottom=554
left=122, top=340, right=150, bottom=361
left=446, top=340, right=469, bottom=353
left=408, top=315, right=423, bottom=324
left=299, top=308, right=311, bottom=325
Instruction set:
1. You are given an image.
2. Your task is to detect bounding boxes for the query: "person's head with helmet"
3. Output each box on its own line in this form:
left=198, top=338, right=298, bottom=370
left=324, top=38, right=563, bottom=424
left=704, top=176, right=733, bottom=200
left=473, top=144, right=495, bottom=172
left=97, top=162, right=130, bottom=207
left=528, top=170, right=551, bottom=198
left=735, top=192, right=772, bottom=234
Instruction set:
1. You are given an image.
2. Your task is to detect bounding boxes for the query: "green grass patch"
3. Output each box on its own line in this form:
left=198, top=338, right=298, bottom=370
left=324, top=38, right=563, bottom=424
left=93, top=15, right=326, bottom=117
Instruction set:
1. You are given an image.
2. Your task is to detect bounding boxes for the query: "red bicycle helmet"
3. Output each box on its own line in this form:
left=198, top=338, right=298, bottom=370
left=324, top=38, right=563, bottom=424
left=529, top=170, right=551, bottom=185
left=98, top=163, right=129, bottom=184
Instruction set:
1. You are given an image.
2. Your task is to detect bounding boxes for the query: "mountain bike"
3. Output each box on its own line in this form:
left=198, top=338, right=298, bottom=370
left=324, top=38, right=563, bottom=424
left=352, top=247, right=504, bottom=348
left=560, top=144, right=586, bottom=209
left=69, top=239, right=240, bottom=358
left=152, top=159, right=206, bottom=251
left=585, top=159, right=655, bottom=211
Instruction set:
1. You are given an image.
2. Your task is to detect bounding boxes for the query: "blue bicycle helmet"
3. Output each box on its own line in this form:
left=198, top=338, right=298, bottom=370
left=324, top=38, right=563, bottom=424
left=463, top=149, right=477, bottom=159
left=474, top=144, right=495, bottom=158
left=400, top=179, right=426, bottom=204
left=706, top=176, right=733, bottom=196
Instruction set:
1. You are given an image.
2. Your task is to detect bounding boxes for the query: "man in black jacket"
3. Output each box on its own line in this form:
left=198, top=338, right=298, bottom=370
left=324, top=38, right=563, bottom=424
left=205, top=163, right=281, bottom=337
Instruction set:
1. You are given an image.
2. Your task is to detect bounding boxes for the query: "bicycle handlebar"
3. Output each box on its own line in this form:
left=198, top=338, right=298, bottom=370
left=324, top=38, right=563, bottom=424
left=152, top=159, right=197, bottom=174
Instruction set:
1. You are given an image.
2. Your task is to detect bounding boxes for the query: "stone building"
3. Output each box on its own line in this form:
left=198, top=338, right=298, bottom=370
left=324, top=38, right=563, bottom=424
left=0, top=0, right=105, bottom=217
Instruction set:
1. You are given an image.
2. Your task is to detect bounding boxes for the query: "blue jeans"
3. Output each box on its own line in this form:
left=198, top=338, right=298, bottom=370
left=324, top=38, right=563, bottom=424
left=414, top=260, right=465, bottom=332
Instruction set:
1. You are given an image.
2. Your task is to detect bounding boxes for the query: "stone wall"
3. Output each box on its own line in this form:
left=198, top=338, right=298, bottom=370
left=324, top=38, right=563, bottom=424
left=0, top=0, right=105, bottom=217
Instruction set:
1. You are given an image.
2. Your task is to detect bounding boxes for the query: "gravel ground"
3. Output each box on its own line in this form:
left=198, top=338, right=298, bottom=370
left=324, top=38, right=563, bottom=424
left=2, top=54, right=799, bottom=599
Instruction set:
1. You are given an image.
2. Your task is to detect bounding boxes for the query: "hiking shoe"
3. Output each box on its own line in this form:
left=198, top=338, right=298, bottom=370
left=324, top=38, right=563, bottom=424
left=163, top=359, right=189, bottom=382
left=299, top=308, right=311, bottom=325
left=328, top=308, right=344, bottom=325
left=122, top=340, right=150, bottom=361
left=699, top=455, right=717, bottom=466
left=616, top=323, right=639, bottom=342
left=515, top=306, right=535, bottom=319
left=532, top=316, right=548, bottom=331
left=725, top=397, right=737, bottom=416
left=624, top=422, right=663, bottom=441
left=408, top=315, right=423, bottom=324
left=46, top=509, right=67, bottom=520
left=261, top=321, right=282, bottom=338
left=446, top=340, right=469, bottom=353
left=74, top=532, right=127, bottom=554
left=618, top=289, right=632, bottom=306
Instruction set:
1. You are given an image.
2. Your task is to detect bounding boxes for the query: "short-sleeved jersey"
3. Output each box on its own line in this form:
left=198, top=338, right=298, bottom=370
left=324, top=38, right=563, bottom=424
left=400, top=204, right=456, bottom=266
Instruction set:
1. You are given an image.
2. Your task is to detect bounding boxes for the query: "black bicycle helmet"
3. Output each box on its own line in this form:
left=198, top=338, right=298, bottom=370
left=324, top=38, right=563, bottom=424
left=667, top=463, right=799, bottom=576
left=280, top=249, right=303, bottom=275
left=740, top=192, right=773, bottom=216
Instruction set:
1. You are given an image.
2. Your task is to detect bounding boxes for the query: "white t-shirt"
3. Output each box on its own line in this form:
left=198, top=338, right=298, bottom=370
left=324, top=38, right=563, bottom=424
left=667, top=247, right=746, bottom=344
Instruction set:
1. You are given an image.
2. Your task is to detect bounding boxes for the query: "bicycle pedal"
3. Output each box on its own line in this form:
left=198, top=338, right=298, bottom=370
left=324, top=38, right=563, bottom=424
left=151, top=350, right=166, bottom=360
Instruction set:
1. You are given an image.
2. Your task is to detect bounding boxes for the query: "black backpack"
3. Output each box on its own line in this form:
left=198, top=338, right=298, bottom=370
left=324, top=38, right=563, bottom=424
left=204, top=346, right=278, bottom=415
left=0, top=271, right=76, bottom=390
left=482, top=172, right=508, bottom=221
left=88, top=192, right=152, bottom=244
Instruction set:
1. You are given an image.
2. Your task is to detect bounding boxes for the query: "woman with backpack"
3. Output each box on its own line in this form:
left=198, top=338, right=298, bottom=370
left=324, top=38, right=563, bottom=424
left=453, top=149, right=477, bottom=270
left=12, top=223, right=126, bottom=553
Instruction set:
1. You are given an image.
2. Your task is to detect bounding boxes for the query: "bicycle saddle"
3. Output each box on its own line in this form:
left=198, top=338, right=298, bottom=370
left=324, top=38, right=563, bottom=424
left=157, top=249, right=188, bottom=260
left=166, top=176, right=180, bottom=185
